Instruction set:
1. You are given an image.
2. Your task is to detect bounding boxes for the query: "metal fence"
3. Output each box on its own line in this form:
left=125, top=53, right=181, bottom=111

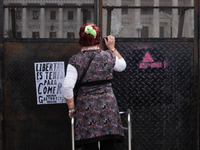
left=0, top=0, right=199, bottom=150
left=3, top=0, right=194, bottom=38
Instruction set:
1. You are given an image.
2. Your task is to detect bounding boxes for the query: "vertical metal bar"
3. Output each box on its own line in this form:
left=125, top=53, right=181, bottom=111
left=177, top=8, right=186, bottom=38
left=106, top=8, right=111, bottom=36
left=194, top=0, right=199, bottom=149
left=99, top=0, right=102, bottom=37
left=82, top=9, right=88, bottom=25
left=71, top=115, right=75, bottom=150
left=127, top=109, right=131, bottom=150
left=197, top=0, right=200, bottom=149
left=94, top=0, right=97, bottom=25
left=106, top=8, right=114, bottom=36
left=0, top=0, right=3, bottom=149
left=0, top=0, right=3, bottom=42
left=11, top=8, right=16, bottom=38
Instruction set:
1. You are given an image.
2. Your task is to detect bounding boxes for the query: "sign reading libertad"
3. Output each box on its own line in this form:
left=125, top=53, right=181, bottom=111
left=34, top=61, right=65, bottom=105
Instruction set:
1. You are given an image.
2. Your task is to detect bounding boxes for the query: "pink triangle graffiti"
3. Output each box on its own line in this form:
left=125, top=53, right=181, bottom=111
left=140, top=52, right=162, bottom=69
left=142, top=52, right=154, bottom=63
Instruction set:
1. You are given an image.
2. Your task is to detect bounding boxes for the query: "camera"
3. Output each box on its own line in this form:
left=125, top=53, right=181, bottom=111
left=102, top=37, right=108, bottom=50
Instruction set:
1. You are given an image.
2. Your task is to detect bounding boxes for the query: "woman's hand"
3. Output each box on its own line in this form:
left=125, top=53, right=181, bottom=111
left=104, top=35, right=123, bottom=59
left=65, top=97, right=76, bottom=118
left=104, top=35, right=115, bottom=50
left=69, top=108, right=76, bottom=118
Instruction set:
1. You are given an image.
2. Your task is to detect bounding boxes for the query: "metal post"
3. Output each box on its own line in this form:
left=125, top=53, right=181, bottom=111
left=94, top=0, right=97, bottom=25
left=106, top=8, right=113, bottom=36
left=11, top=8, right=16, bottom=38
left=99, top=0, right=102, bottom=37
left=127, top=109, right=131, bottom=150
left=82, top=8, right=87, bottom=25
left=0, top=0, right=3, bottom=149
left=194, top=0, right=199, bottom=149
left=71, top=115, right=75, bottom=150
left=177, top=8, right=187, bottom=38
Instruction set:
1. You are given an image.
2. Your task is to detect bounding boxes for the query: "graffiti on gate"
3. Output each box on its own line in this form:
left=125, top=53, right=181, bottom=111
left=139, top=52, right=163, bottom=69
left=34, top=61, right=65, bottom=105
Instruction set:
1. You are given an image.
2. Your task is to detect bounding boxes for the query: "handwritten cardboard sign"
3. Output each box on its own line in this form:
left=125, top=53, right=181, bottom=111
left=34, top=61, right=65, bottom=105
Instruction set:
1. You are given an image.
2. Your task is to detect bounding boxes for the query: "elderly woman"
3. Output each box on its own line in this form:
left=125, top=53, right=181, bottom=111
left=62, top=23, right=126, bottom=150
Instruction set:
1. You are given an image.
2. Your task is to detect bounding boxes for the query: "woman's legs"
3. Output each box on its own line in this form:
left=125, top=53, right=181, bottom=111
left=84, top=142, right=98, bottom=150
left=100, top=140, right=115, bottom=150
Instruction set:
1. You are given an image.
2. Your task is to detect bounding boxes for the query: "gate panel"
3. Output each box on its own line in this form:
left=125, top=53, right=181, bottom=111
left=3, top=40, right=196, bottom=150
left=112, top=41, right=195, bottom=150
left=3, top=41, right=80, bottom=150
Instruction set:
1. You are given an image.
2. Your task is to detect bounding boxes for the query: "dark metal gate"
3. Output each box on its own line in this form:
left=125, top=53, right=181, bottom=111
left=0, top=0, right=199, bottom=150
left=112, top=40, right=196, bottom=150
